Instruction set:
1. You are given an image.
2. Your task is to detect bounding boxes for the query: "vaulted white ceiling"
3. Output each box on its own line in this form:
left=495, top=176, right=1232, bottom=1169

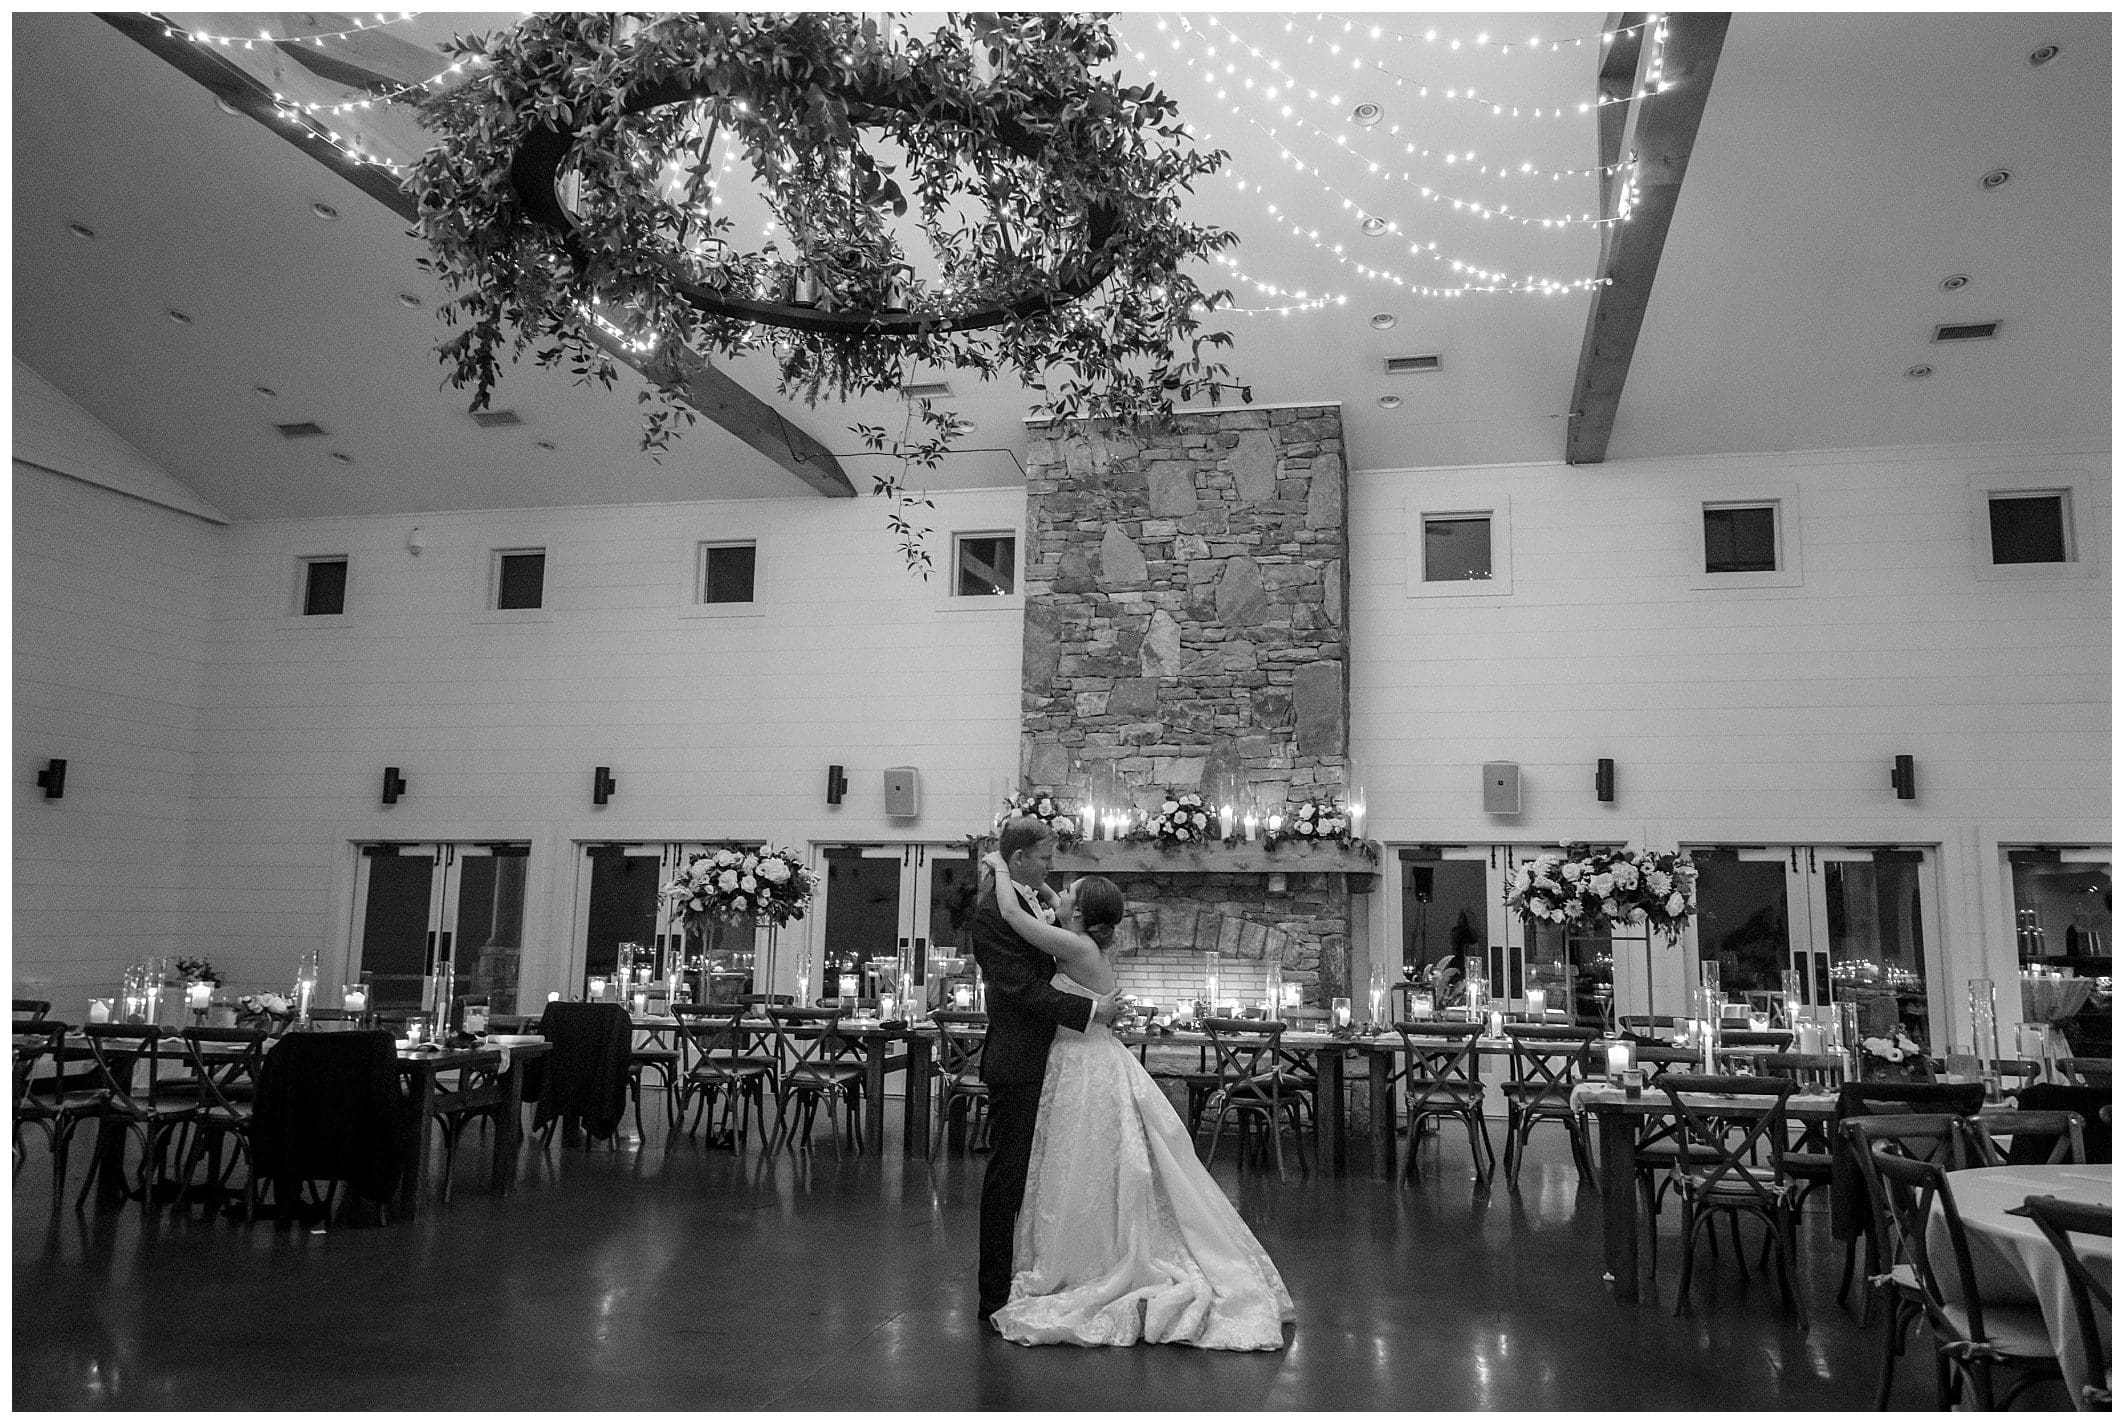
left=12, top=11, right=2109, bottom=522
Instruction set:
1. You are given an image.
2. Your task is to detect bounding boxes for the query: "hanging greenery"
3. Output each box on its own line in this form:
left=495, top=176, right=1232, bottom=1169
left=403, top=12, right=1246, bottom=530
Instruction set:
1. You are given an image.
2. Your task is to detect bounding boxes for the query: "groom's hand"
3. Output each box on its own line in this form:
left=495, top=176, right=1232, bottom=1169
left=1091, top=996, right=1125, bottom=1027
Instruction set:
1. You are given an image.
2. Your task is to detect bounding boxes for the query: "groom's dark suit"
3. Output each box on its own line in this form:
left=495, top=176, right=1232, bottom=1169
left=969, top=876, right=1097, bottom=1319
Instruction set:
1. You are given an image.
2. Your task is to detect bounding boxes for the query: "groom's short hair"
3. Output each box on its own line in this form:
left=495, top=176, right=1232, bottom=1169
left=998, top=817, right=1055, bottom=862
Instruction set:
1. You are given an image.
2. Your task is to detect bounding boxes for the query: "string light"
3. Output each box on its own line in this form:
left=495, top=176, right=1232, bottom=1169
left=161, top=13, right=419, bottom=50
left=1199, top=18, right=1631, bottom=183
left=1204, top=254, right=1346, bottom=315
left=276, top=54, right=488, bottom=117
left=1252, top=12, right=1673, bottom=121
left=1316, top=12, right=1655, bottom=55
left=267, top=97, right=410, bottom=175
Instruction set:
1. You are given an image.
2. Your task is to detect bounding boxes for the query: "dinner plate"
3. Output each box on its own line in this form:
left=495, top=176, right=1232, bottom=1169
left=486, top=1034, right=545, bottom=1046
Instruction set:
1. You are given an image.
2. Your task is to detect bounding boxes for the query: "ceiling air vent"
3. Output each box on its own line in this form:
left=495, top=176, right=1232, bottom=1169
left=471, top=409, right=524, bottom=428
left=1931, top=320, right=2001, bottom=343
left=902, top=380, right=954, bottom=399
left=275, top=421, right=328, bottom=439
left=1383, top=354, right=1444, bottom=375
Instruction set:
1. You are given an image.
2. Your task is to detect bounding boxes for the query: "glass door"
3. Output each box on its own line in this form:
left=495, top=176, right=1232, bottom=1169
left=1681, top=846, right=1819, bottom=1021
left=2005, top=847, right=2112, bottom=1059
left=1811, top=847, right=1942, bottom=1052
left=1397, top=846, right=1507, bottom=1011
left=814, top=843, right=975, bottom=1009
left=351, top=842, right=530, bottom=1012
left=572, top=843, right=759, bottom=1004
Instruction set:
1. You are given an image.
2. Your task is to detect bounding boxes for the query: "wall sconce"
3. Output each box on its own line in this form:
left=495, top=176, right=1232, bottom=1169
left=1594, top=757, right=1616, bottom=803
left=34, top=758, right=67, bottom=800
left=592, top=766, right=617, bottom=805
left=1890, top=754, right=1917, bottom=801
left=381, top=766, right=408, bottom=805
left=826, top=764, right=849, bottom=806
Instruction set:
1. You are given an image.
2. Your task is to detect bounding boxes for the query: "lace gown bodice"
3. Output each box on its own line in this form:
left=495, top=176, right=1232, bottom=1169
left=988, top=974, right=1294, bottom=1350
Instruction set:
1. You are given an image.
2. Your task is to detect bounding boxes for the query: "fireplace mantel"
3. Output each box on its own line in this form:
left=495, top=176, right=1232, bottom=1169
left=1055, top=840, right=1381, bottom=881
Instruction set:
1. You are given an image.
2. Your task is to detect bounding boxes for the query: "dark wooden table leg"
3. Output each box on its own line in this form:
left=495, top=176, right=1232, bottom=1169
left=1370, top=1047, right=1397, bottom=1181
left=1316, top=1049, right=1345, bottom=1176
left=902, top=1035, right=931, bottom=1156
left=863, top=1041, right=887, bottom=1156
left=492, top=1053, right=528, bottom=1196
left=395, top=1067, right=435, bottom=1221
left=92, top=1116, right=131, bottom=1212
left=1597, top=1106, right=1641, bottom=1303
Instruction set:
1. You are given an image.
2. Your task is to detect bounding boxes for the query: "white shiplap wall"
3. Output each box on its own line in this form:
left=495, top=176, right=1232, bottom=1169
left=1349, top=439, right=2111, bottom=1045
left=188, top=489, right=1027, bottom=1003
left=13, top=362, right=225, bottom=1010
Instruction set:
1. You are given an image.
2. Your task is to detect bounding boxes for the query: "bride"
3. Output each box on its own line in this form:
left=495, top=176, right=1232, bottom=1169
left=979, top=851, right=1295, bottom=1351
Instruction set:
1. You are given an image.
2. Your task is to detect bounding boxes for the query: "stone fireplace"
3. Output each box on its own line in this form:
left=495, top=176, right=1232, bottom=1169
left=1019, top=406, right=1361, bottom=1006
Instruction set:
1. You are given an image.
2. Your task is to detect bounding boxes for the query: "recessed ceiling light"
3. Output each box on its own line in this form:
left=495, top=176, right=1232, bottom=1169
left=1377, top=394, right=1404, bottom=409
left=328, top=451, right=354, bottom=464
left=958, top=419, right=979, bottom=434
left=310, top=201, right=341, bottom=221
left=165, top=308, right=193, bottom=325
left=252, top=385, right=278, bottom=399
left=1940, top=273, right=1971, bottom=292
left=66, top=221, right=95, bottom=241
left=1360, top=216, right=1388, bottom=236
left=397, top=293, right=423, bottom=308
left=533, top=439, right=557, bottom=451
left=1369, top=312, right=1397, bottom=330
left=1907, top=364, right=1934, bottom=379
left=214, top=96, right=242, bottom=116
left=1351, top=102, right=1383, bottom=127
left=2028, top=42, right=2061, bottom=67
left=1980, top=168, right=2012, bottom=190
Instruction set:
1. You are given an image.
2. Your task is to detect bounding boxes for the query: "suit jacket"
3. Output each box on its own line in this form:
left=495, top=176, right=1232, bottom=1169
left=252, top=1030, right=408, bottom=1203
left=532, top=1001, right=633, bottom=1140
left=968, top=879, right=1096, bottom=1085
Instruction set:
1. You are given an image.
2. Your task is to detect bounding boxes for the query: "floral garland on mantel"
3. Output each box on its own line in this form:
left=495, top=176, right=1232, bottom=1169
left=405, top=13, right=1246, bottom=569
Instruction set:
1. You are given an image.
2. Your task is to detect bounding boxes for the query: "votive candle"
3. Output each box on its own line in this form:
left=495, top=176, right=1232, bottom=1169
left=87, top=998, right=111, bottom=1024
left=1605, top=1041, right=1636, bottom=1078
left=1488, top=1010, right=1505, bottom=1039
left=953, top=984, right=974, bottom=1010
left=839, top=974, right=859, bottom=1006
left=1332, top=997, right=1352, bottom=1029
left=343, top=985, right=368, bottom=1012
left=879, top=993, right=897, bottom=1022
left=1242, top=811, right=1258, bottom=842
left=1526, top=988, right=1547, bottom=1020
left=187, top=981, right=213, bottom=1011
left=588, top=976, right=608, bottom=1001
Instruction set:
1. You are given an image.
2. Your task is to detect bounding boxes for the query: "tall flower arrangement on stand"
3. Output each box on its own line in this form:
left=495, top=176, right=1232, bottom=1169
left=661, top=847, right=819, bottom=932
left=1506, top=847, right=1699, bottom=941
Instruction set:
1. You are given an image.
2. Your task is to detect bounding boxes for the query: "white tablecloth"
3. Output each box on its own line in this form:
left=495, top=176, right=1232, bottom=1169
left=1930, top=1164, right=2112, bottom=1408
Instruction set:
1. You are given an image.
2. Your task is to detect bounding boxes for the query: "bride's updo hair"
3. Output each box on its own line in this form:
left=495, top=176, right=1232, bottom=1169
left=1073, top=876, right=1126, bottom=950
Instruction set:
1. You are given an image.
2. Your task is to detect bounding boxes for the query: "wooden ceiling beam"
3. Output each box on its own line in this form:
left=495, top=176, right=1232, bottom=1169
left=98, top=12, right=856, bottom=498
left=1564, top=13, right=1731, bottom=466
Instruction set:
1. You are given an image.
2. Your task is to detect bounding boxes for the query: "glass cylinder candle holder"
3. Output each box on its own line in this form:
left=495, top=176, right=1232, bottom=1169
left=1525, top=987, right=1547, bottom=1021
left=1331, top=997, right=1352, bottom=1029
left=403, top=1013, right=430, bottom=1048
left=1967, top=978, right=2000, bottom=1073
left=631, top=990, right=648, bottom=1016
left=879, top=993, right=897, bottom=1023
left=952, top=984, right=975, bottom=1010
left=587, top=976, right=608, bottom=1002
left=1749, top=1011, right=1771, bottom=1033
left=186, top=981, right=213, bottom=1012
left=87, top=998, right=112, bottom=1024
left=342, top=984, right=369, bottom=1013
left=1411, top=991, right=1434, bottom=1019
left=838, top=974, right=859, bottom=1008
left=1605, top=1041, right=1636, bottom=1078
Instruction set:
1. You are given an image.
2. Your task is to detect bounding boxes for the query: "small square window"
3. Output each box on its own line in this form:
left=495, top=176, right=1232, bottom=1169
left=494, top=549, right=546, bottom=610
left=1423, top=515, right=1492, bottom=581
left=301, top=557, right=348, bottom=616
left=1988, top=493, right=2070, bottom=565
left=955, top=534, right=1016, bottom=596
left=1703, top=505, right=1778, bottom=573
left=700, top=542, right=757, bottom=604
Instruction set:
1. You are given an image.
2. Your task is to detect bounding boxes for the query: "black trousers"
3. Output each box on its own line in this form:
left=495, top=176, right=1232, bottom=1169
left=977, top=1081, right=1044, bottom=1313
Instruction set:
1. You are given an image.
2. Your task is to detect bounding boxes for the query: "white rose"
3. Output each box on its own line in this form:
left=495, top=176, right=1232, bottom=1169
left=715, top=850, right=739, bottom=867
left=1513, top=867, right=1532, bottom=893
left=1628, top=907, right=1648, bottom=924
left=1590, top=873, right=1614, bottom=897
left=1612, top=862, right=1640, bottom=890
left=1665, top=892, right=1686, bottom=916
left=1052, top=816, right=1077, bottom=837
left=1162, top=800, right=1178, bottom=814
left=1560, top=861, right=1584, bottom=882
left=761, top=860, right=790, bottom=884
left=740, top=875, right=757, bottom=892
left=718, top=870, right=739, bottom=891
left=1175, top=827, right=1192, bottom=841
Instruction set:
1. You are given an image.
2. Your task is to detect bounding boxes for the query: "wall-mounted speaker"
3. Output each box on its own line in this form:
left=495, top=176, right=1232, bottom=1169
left=1890, top=754, right=1917, bottom=801
left=1481, top=761, right=1521, bottom=815
left=592, top=766, right=617, bottom=806
left=826, top=764, right=849, bottom=806
left=34, top=758, right=66, bottom=800
left=1595, top=757, right=1616, bottom=803
left=883, top=766, right=920, bottom=818
left=381, top=766, right=408, bottom=805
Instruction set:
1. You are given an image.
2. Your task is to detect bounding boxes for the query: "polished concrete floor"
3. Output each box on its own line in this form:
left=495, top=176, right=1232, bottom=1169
left=13, top=1096, right=1988, bottom=1411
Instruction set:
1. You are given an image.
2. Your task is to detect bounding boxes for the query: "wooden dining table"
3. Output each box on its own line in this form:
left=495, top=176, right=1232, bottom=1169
left=1118, top=1026, right=1361, bottom=1174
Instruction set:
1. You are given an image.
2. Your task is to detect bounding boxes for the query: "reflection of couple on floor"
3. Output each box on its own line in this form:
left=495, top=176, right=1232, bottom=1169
left=968, top=816, right=1293, bottom=1350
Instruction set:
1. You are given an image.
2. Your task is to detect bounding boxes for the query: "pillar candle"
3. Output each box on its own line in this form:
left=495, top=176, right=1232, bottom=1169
left=343, top=986, right=369, bottom=1012
left=187, top=982, right=213, bottom=1011
left=1219, top=804, right=1235, bottom=839
left=1526, top=988, right=1547, bottom=1020
left=1488, top=1010, right=1505, bottom=1039
left=1242, top=812, right=1258, bottom=842
left=839, top=974, right=859, bottom=1005
left=1606, top=1041, right=1636, bottom=1078
left=953, top=984, right=974, bottom=1010
left=87, top=998, right=111, bottom=1024
left=1797, top=1022, right=1823, bottom=1055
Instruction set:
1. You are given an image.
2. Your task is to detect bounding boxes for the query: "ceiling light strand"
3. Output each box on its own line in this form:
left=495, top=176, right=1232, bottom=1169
left=159, top=12, right=420, bottom=50
left=1316, top=11, right=1654, bottom=56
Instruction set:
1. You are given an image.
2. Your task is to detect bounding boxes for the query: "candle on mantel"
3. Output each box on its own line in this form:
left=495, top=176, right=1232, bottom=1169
left=1266, top=813, right=1284, bottom=837
left=1084, top=803, right=1100, bottom=841
left=1350, top=792, right=1367, bottom=840
left=1219, top=804, right=1235, bottom=840
left=1242, top=810, right=1258, bottom=842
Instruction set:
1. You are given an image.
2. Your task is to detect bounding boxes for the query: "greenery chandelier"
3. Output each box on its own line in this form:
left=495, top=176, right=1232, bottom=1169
left=406, top=12, right=1247, bottom=460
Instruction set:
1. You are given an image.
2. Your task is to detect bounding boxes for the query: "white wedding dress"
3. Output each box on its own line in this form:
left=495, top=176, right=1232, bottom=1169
left=990, top=974, right=1295, bottom=1350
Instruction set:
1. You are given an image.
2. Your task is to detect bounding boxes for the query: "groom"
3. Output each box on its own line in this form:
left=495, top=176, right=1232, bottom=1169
left=969, top=816, right=1122, bottom=1328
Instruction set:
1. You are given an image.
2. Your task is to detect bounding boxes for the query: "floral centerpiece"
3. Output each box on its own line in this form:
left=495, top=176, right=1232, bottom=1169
left=661, top=846, right=819, bottom=933
left=236, top=992, right=291, bottom=1031
left=1144, top=792, right=1214, bottom=849
left=1265, top=797, right=1353, bottom=849
left=994, top=791, right=1081, bottom=849
left=174, top=957, right=221, bottom=987
left=1506, top=847, right=1699, bottom=942
left=1858, top=1027, right=1933, bottom=1082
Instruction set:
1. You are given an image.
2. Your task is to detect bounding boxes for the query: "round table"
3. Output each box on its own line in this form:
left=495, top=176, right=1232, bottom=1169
left=1931, top=1163, right=2111, bottom=1408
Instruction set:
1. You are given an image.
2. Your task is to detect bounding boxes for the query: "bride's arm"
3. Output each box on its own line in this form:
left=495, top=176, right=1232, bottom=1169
left=984, top=854, right=1117, bottom=995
